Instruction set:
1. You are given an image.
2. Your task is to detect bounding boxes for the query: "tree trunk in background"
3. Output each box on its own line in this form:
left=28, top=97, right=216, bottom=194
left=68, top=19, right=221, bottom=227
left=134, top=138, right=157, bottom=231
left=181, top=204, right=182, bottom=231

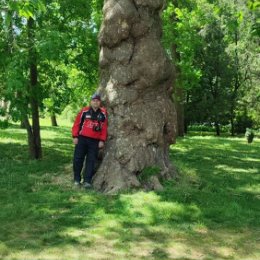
left=95, top=0, right=178, bottom=193
left=23, top=116, right=36, bottom=157
left=171, top=0, right=185, bottom=137
left=20, top=120, right=26, bottom=129
left=51, top=114, right=58, bottom=127
left=230, top=116, right=235, bottom=136
left=175, top=86, right=185, bottom=136
left=230, top=17, right=242, bottom=137
left=172, top=44, right=185, bottom=137
left=215, top=122, right=220, bottom=136
left=27, top=17, right=42, bottom=159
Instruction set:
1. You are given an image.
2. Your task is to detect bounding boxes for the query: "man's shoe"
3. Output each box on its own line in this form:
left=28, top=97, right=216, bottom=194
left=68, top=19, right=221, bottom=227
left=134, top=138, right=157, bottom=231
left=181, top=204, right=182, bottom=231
left=83, top=182, right=92, bottom=189
left=74, top=181, right=81, bottom=187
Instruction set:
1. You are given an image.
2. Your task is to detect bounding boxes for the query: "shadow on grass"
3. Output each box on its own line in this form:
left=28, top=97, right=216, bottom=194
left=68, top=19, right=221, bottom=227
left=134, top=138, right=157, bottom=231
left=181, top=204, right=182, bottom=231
left=166, top=136, right=260, bottom=225
left=0, top=130, right=259, bottom=259
left=94, top=136, right=260, bottom=258
left=0, top=142, right=106, bottom=249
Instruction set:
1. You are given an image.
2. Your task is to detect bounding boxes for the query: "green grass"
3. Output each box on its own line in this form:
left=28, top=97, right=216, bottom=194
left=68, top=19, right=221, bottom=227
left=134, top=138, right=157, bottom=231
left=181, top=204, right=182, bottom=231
left=0, top=121, right=259, bottom=260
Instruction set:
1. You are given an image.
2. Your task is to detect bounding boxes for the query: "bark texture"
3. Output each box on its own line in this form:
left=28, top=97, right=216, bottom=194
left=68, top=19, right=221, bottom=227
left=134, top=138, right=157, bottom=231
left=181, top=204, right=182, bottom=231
left=95, top=0, right=177, bottom=193
left=27, top=17, right=42, bottom=159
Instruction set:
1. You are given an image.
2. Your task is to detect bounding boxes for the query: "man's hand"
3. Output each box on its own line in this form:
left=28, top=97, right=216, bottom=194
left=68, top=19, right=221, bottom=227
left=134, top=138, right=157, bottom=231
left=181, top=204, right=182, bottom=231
left=98, top=141, right=105, bottom=149
left=73, top=138, right=78, bottom=145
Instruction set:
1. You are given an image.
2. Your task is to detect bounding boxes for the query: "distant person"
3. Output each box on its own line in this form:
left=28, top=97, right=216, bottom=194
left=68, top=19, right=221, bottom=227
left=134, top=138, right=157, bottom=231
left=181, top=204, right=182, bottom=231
left=72, top=93, right=108, bottom=188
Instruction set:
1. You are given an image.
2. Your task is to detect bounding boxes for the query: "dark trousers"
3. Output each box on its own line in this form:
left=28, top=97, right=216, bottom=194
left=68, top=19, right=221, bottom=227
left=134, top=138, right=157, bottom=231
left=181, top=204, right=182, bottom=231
left=73, top=136, right=99, bottom=183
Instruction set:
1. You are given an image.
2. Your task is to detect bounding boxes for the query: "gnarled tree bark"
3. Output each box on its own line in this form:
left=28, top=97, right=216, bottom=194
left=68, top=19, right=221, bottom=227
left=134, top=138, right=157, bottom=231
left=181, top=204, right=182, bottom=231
left=94, top=0, right=177, bottom=193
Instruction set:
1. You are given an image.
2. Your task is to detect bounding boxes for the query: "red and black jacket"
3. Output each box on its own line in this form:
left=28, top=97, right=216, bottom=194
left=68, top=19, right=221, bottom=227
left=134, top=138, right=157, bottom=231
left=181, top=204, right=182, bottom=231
left=72, top=106, right=108, bottom=142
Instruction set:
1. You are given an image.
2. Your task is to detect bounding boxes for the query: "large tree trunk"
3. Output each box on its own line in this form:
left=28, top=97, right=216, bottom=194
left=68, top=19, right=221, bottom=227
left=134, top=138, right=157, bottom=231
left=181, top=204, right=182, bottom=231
left=95, top=0, right=178, bottom=193
left=28, top=17, right=42, bottom=159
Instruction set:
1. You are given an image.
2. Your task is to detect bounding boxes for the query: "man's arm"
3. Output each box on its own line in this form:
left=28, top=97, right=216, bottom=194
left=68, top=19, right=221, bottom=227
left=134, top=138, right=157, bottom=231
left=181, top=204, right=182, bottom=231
left=72, top=108, right=84, bottom=142
left=99, top=110, right=108, bottom=145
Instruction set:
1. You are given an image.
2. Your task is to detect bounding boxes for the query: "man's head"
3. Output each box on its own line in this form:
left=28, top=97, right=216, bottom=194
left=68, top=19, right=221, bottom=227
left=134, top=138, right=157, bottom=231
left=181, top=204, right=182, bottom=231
left=90, top=93, right=101, bottom=110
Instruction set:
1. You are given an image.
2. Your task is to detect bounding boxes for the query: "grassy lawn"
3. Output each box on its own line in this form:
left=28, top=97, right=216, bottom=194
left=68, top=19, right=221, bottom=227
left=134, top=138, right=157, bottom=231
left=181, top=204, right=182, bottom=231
left=0, top=122, right=259, bottom=260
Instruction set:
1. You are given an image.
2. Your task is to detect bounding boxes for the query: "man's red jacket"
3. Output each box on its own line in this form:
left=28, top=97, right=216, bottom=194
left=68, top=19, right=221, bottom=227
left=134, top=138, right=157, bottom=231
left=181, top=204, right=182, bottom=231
left=72, top=106, right=108, bottom=142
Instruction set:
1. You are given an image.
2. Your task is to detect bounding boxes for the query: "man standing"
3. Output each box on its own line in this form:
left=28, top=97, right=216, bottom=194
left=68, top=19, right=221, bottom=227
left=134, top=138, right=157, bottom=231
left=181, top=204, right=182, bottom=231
left=72, top=93, right=108, bottom=188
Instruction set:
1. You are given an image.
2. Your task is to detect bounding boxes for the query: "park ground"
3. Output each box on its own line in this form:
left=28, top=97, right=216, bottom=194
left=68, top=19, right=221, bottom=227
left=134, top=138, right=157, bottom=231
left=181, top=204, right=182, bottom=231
left=0, top=120, right=259, bottom=260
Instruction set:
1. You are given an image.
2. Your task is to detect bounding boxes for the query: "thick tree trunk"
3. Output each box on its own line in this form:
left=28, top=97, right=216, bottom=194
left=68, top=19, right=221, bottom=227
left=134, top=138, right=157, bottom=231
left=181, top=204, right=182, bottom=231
left=51, top=114, right=58, bottom=127
left=28, top=17, right=42, bottom=159
left=95, top=0, right=178, bottom=193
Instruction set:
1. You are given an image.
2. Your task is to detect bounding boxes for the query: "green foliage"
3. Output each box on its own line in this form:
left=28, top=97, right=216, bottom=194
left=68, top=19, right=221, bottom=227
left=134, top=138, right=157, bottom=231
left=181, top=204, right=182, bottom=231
left=1, top=0, right=258, bottom=139
left=162, top=1, right=202, bottom=91
left=138, top=166, right=161, bottom=183
left=245, top=128, right=254, bottom=143
left=247, top=0, right=260, bottom=36
left=234, top=111, right=254, bottom=134
left=0, top=0, right=102, bottom=125
left=0, top=119, right=9, bottom=129
left=162, top=0, right=259, bottom=134
left=188, top=123, right=231, bottom=133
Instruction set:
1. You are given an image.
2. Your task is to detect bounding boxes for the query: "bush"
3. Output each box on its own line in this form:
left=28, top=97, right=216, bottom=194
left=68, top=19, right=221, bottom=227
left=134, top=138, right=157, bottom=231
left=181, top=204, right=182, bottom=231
left=255, top=128, right=260, bottom=138
left=0, top=119, right=9, bottom=129
left=188, top=123, right=230, bottom=133
left=188, top=123, right=215, bottom=132
left=234, top=113, right=254, bottom=134
left=137, top=166, right=161, bottom=183
left=245, top=128, right=254, bottom=143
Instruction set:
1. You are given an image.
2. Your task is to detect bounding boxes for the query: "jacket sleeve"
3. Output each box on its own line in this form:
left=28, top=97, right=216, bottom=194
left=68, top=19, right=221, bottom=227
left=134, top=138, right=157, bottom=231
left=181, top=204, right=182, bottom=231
left=100, top=110, right=108, bottom=142
left=72, top=108, right=84, bottom=138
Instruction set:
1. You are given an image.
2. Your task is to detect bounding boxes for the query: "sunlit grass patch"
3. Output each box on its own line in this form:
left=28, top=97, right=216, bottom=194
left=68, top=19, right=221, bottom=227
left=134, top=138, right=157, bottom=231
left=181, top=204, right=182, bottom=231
left=0, top=127, right=259, bottom=259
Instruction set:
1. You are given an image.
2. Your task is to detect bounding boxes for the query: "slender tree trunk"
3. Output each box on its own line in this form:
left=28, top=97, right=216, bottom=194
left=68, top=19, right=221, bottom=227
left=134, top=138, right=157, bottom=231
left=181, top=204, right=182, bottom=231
left=230, top=15, right=240, bottom=137
left=230, top=116, right=235, bottom=136
left=172, top=0, right=185, bottom=137
left=184, top=92, right=190, bottom=134
left=95, top=0, right=178, bottom=193
left=5, top=9, right=41, bottom=158
left=175, top=83, right=185, bottom=137
left=20, top=120, right=26, bottom=129
left=51, top=113, right=58, bottom=127
left=28, top=17, right=42, bottom=159
left=184, top=122, right=188, bottom=134
left=23, top=116, right=36, bottom=158
left=215, top=122, right=220, bottom=136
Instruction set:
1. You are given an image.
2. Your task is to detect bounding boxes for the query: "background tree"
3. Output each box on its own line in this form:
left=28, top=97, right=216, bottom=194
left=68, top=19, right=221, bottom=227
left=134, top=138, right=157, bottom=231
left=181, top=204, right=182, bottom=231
left=163, top=0, right=201, bottom=135
left=162, top=0, right=259, bottom=136
left=0, top=0, right=46, bottom=158
left=1, top=0, right=258, bottom=163
left=0, top=0, right=103, bottom=157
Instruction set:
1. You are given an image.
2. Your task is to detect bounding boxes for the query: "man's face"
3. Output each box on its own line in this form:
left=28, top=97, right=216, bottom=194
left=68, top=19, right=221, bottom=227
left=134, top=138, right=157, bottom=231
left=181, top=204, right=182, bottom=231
left=91, top=99, right=101, bottom=109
